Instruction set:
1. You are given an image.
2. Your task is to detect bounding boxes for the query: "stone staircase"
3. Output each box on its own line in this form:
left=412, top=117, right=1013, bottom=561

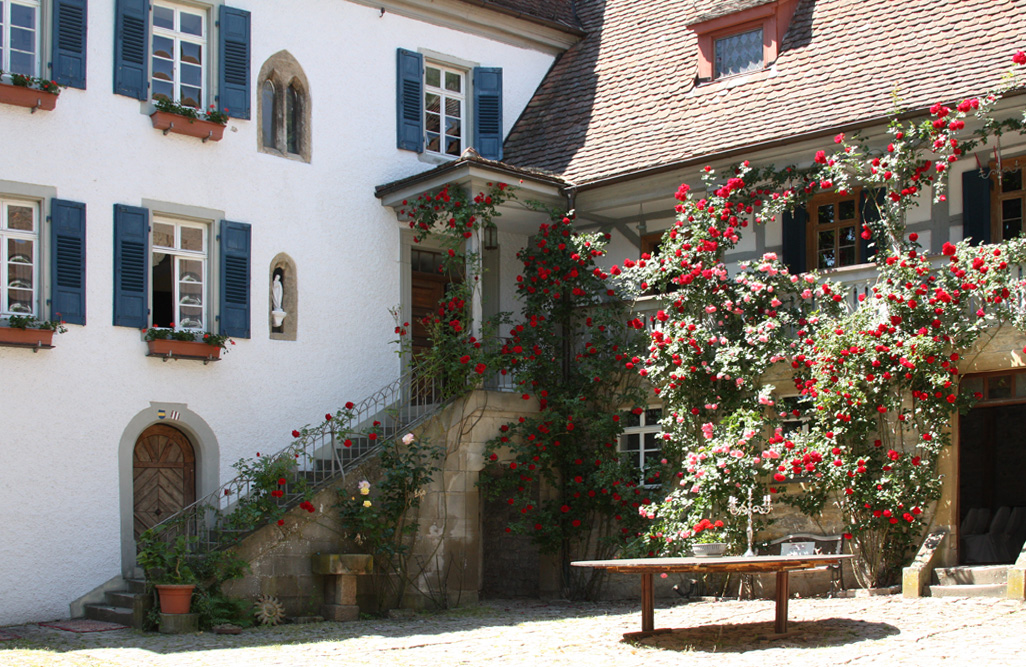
left=84, top=578, right=151, bottom=628
left=928, top=565, right=1008, bottom=598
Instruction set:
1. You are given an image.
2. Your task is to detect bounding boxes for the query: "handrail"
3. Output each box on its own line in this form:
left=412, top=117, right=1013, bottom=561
left=146, top=368, right=452, bottom=555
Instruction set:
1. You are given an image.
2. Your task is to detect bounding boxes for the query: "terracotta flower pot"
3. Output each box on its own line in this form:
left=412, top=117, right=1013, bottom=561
left=150, top=110, right=226, bottom=141
left=147, top=338, right=222, bottom=361
left=0, top=326, right=54, bottom=347
left=155, top=584, right=196, bottom=614
left=0, top=82, right=58, bottom=111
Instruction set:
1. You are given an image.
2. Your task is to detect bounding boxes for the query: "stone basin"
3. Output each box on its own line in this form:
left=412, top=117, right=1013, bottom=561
left=311, top=553, right=373, bottom=576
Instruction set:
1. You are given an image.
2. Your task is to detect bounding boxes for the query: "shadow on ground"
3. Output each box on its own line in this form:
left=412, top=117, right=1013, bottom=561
left=627, top=617, right=899, bottom=653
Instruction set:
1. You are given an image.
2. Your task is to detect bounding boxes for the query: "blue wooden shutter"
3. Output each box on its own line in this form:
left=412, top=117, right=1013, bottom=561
left=113, top=0, right=149, bottom=99
left=219, top=220, right=250, bottom=338
left=962, top=168, right=992, bottom=246
left=473, top=67, right=503, bottom=160
left=51, top=0, right=87, bottom=89
left=396, top=48, right=423, bottom=152
left=50, top=199, right=86, bottom=325
left=218, top=6, right=251, bottom=119
left=859, top=188, right=885, bottom=263
left=782, top=205, right=808, bottom=274
left=113, top=204, right=149, bottom=328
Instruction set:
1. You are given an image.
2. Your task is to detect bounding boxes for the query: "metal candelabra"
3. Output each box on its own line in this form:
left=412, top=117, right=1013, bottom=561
left=728, top=487, right=772, bottom=557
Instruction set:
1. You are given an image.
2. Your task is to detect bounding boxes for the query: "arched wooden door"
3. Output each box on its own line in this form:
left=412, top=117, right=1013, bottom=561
left=133, top=424, right=196, bottom=539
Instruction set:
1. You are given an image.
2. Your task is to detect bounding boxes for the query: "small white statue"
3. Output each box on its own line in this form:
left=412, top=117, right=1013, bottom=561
left=271, top=274, right=287, bottom=327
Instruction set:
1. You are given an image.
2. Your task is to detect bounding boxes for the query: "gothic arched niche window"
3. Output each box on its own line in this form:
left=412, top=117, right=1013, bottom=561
left=257, top=51, right=311, bottom=162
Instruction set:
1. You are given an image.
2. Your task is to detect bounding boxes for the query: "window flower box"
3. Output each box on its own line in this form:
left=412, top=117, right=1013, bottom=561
left=144, top=326, right=231, bottom=363
left=0, top=325, right=54, bottom=349
left=0, top=81, right=58, bottom=112
left=150, top=110, right=226, bottom=142
left=147, top=338, right=222, bottom=362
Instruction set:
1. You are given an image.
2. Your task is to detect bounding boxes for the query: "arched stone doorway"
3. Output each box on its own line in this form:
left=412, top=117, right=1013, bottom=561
left=133, top=424, right=196, bottom=539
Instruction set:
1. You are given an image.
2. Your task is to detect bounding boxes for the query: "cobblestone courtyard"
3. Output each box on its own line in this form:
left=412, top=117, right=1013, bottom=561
left=1, top=596, right=1023, bottom=666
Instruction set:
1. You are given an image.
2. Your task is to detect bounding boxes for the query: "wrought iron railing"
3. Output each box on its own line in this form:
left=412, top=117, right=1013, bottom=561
left=147, top=368, right=450, bottom=555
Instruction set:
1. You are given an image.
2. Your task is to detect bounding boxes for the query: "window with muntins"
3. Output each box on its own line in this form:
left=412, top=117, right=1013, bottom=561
left=994, top=161, right=1026, bottom=242
left=1, top=198, right=38, bottom=316
left=1, top=0, right=40, bottom=77
left=620, top=407, right=663, bottom=486
left=714, top=28, right=763, bottom=78
left=424, top=62, right=465, bottom=157
left=809, top=192, right=861, bottom=270
left=151, top=1, right=206, bottom=108
left=151, top=217, right=207, bottom=330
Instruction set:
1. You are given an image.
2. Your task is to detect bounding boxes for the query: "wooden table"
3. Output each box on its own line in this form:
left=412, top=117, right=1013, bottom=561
left=572, top=554, right=853, bottom=638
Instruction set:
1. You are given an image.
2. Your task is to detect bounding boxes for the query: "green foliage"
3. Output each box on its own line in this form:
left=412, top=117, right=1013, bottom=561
left=481, top=214, right=651, bottom=594
left=136, top=528, right=197, bottom=585
left=618, top=56, right=1026, bottom=587
left=336, top=432, right=443, bottom=610
left=142, top=325, right=233, bottom=351
left=7, top=71, right=61, bottom=94
left=5, top=314, right=67, bottom=333
left=221, top=452, right=313, bottom=532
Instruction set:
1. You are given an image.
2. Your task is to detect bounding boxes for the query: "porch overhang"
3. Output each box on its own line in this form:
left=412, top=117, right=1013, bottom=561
left=375, top=152, right=570, bottom=234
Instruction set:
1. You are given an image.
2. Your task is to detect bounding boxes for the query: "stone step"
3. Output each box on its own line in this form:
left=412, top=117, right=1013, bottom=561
left=928, top=583, right=1006, bottom=598
left=933, top=565, right=1008, bottom=586
left=126, top=579, right=148, bottom=595
left=84, top=603, right=136, bottom=626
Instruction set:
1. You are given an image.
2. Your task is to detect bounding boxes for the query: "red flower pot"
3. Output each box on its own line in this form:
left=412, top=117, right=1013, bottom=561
left=155, top=584, right=196, bottom=614
left=0, top=326, right=54, bottom=347
left=147, top=339, right=222, bottom=361
left=0, top=82, right=58, bottom=111
left=150, top=110, right=226, bottom=141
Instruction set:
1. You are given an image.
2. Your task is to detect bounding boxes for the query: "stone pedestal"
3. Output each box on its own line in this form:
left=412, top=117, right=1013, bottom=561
left=311, top=554, right=373, bottom=622
left=159, top=612, right=199, bottom=634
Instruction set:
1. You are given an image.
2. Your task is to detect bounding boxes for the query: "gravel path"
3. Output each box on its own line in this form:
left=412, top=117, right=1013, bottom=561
left=1, top=595, right=1023, bottom=666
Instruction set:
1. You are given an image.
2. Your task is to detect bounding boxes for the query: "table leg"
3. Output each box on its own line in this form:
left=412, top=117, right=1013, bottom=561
left=641, top=572, right=654, bottom=633
left=775, top=570, right=789, bottom=634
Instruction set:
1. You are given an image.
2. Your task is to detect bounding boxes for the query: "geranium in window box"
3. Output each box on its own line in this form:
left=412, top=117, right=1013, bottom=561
left=0, top=314, right=67, bottom=349
left=0, top=72, right=61, bottom=112
left=150, top=99, right=228, bottom=142
left=144, top=325, right=233, bottom=362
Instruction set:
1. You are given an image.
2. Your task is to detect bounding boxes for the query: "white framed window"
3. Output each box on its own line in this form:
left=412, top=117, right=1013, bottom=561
left=620, top=407, right=663, bottom=486
left=1, top=197, right=39, bottom=317
left=1, top=0, right=41, bottom=77
left=424, top=61, right=465, bottom=157
left=152, top=217, right=208, bottom=330
left=714, top=27, right=763, bottom=79
left=151, top=1, right=207, bottom=108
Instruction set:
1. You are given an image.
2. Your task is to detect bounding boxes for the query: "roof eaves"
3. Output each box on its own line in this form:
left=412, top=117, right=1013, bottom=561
left=571, top=88, right=1026, bottom=191
left=375, top=152, right=570, bottom=201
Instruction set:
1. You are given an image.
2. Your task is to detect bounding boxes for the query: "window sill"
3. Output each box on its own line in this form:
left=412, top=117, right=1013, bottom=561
left=150, top=111, right=226, bottom=142
left=0, top=326, right=55, bottom=351
left=147, top=339, right=222, bottom=363
left=0, top=82, right=58, bottom=113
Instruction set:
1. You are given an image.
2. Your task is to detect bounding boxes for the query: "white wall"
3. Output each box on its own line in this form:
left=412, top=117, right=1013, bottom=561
left=0, top=0, right=555, bottom=625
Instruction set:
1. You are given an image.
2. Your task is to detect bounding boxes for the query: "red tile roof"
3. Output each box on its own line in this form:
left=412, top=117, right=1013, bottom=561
left=503, top=0, right=1026, bottom=185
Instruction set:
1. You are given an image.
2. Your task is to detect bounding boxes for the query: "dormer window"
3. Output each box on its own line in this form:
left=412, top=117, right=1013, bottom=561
left=714, top=28, right=764, bottom=78
left=688, top=0, right=799, bottom=82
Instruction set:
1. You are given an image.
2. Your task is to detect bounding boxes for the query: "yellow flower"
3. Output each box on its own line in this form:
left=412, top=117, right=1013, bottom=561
left=363, top=500, right=372, bottom=508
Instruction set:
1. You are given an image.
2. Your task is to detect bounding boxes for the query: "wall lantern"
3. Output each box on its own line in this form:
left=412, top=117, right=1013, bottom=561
left=483, top=222, right=499, bottom=250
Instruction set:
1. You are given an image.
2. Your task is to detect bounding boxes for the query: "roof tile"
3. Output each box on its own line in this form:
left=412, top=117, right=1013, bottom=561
left=503, top=0, right=1026, bottom=184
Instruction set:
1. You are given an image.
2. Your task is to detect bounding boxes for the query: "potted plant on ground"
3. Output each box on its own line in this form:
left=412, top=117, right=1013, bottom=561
left=150, top=98, right=229, bottom=141
left=143, top=324, right=233, bottom=361
left=0, top=314, right=67, bottom=348
left=137, top=528, right=198, bottom=614
left=0, top=70, right=61, bottom=111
